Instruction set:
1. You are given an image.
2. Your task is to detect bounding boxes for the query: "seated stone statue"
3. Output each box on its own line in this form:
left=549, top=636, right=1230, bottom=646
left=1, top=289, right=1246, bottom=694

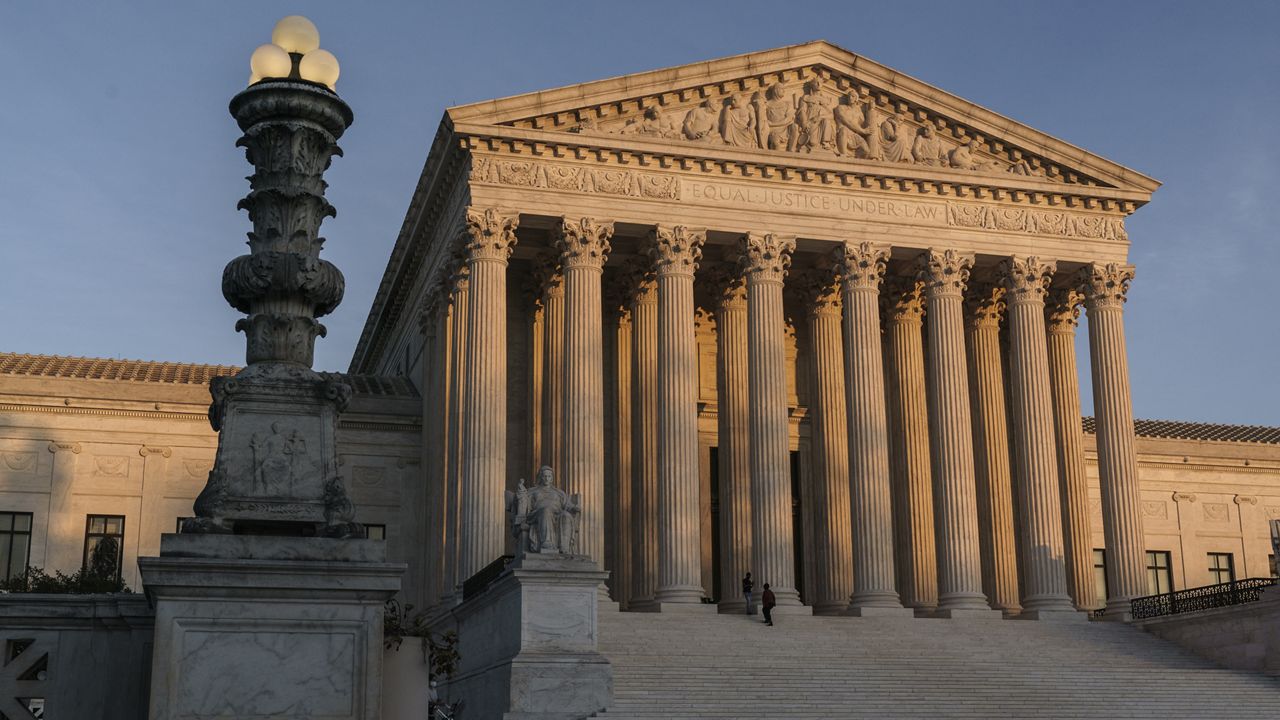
left=506, top=466, right=581, bottom=556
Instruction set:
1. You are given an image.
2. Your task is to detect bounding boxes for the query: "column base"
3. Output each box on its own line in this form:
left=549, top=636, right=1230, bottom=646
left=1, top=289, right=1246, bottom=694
left=1014, top=608, right=1088, bottom=622
left=597, top=583, right=619, bottom=611
left=1096, top=600, right=1135, bottom=622
left=654, top=586, right=706, bottom=604
left=140, top=534, right=404, bottom=720
left=846, top=604, right=915, bottom=618
left=920, top=607, right=1003, bottom=620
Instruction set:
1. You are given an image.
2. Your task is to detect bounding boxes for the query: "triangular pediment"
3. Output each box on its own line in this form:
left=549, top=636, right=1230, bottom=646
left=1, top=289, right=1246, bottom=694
left=448, top=41, right=1158, bottom=195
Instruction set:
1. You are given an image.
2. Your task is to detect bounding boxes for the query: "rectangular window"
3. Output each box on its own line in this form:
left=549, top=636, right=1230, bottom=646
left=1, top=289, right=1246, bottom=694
left=1145, top=550, right=1172, bottom=595
left=0, top=512, right=33, bottom=582
left=366, top=524, right=386, bottom=541
left=1208, top=552, right=1235, bottom=585
left=1092, top=549, right=1108, bottom=605
left=83, top=515, right=125, bottom=580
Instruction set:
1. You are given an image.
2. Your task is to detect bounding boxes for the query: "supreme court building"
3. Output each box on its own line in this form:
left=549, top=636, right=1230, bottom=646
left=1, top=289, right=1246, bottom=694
left=4, top=42, right=1279, bottom=624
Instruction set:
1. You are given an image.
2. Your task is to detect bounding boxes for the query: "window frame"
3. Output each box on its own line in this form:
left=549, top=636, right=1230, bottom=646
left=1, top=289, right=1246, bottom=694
left=1144, top=550, right=1173, bottom=595
left=83, top=514, right=126, bottom=581
left=1092, top=548, right=1108, bottom=605
left=365, top=524, right=387, bottom=541
left=1207, top=552, right=1236, bottom=585
left=0, top=511, right=34, bottom=582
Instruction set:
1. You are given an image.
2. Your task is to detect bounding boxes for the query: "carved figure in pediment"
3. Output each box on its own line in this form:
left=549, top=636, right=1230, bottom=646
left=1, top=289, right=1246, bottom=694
left=792, top=79, right=834, bottom=153
left=833, top=92, right=873, bottom=158
left=682, top=98, right=719, bottom=142
left=719, top=95, right=757, bottom=148
left=619, top=106, right=678, bottom=139
left=880, top=112, right=915, bottom=163
left=949, top=138, right=1002, bottom=172
left=753, top=84, right=797, bottom=151
left=911, top=124, right=947, bottom=166
left=1008, top=156, right=1045, bottom=178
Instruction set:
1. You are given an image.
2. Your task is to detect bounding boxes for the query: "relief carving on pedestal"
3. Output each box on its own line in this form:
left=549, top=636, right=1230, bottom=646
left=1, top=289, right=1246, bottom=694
left=249, top=422, right=319, bottom=497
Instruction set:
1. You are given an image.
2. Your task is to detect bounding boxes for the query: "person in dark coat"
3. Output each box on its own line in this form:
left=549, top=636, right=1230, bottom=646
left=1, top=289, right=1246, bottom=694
left=761, top=583, right=776, bottom=626
left=742, top=572, right=755, bottom=615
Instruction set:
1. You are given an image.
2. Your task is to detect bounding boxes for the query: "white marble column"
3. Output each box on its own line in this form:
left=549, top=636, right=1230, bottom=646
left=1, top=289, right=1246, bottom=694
left=1078, top=263, right=1146, bottom=617
left=556, top=217, right=613, bottom=573
left=917, top=249, right=996, bottom=617
left=458, top=208, right=518, bottom=581
left=609, top=304, right=634, bottom=608
left=964, top=283, right=1021, bottom=614
left=537, top=256, right=565, bottom=472
left=420, top=290, right=449, bottom=608
left=629, top=270, right=659, bottom=609
left=45, top=441, right=81, bottom=582
left=137, top=445, right=170, bottom=560
left=710, top=266, right=752, bottom=613
left=1000, top=256, right=1079, bottom=619
left=441, top=262, right=468, bottom=605
left=799, top=268, right=854, bottom=615
left=649, top=226, right=708, bottom=606
left=741, top=232, right=804, bottom=609
left=838, top=243, right=910, bottom=614
left=1046, top=287, right=1098, bottom=610
left=881, top=276, right=937, bottom=611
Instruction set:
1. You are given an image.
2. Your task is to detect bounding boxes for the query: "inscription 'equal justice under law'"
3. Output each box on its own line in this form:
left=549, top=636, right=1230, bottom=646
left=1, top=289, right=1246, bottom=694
left=685, top=182, right=946, bottom=222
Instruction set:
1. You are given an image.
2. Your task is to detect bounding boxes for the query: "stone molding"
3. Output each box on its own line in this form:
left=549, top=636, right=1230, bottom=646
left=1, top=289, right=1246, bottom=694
left=916, top=249, right=973, bottom=297
left=139, top=445, right=173, bottom=458
left=999, top=256, right=1056, bottom=305
left=649, top=225, right=706, bottom=277
left=461, top=206, right=520, bottom=264
left=836, top=241, right=889, bottom=292
left=1077, top=262, right=1135, bottom=308
left=47, top=441, right=82, bottom=454
left=738, top=232, right=795, bottom=283
left=556, top=217, right=614, bottom=270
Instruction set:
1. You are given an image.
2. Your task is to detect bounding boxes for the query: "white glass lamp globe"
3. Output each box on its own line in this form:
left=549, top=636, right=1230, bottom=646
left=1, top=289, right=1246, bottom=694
left=249, top=43, right=292, bottom=83
left=299, top=49, right=340, bottom=90
left=271, top=16, right=320, bottom=54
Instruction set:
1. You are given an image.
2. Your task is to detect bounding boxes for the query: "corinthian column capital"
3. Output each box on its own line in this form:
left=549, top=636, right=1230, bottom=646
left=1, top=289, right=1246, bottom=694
left=794, top=267, right=843, bottom=317
left=556, top=216, right=614, bottom=270
left=1045, top=287, right=1085, bottom=333
left=703, top=263, right=747, bottom=311
left=998, top=256, right=1056, bottom=305
left=881, top=275, right=926, bottom=323
left=649, top=225, right=705, bottom=277
left=915, top=249, right=974, bottom=297
left=738, top=232, right=795, bottom=283
left=964, top=283, right=1005, bottom=330
left=1076, top=262, right=1135, bottom=308
left=461, top=206, right=519, bottom=263
left=837, top=241, right=890, bottom=292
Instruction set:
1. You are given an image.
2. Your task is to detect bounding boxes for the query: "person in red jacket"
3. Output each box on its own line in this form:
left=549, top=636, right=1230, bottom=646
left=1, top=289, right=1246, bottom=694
left=761, top=583, right=776, bottom=626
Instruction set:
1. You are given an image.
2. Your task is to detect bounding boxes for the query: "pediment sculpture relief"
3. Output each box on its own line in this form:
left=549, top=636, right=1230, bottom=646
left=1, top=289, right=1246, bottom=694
left=570, top=78, right=1062, bottom=182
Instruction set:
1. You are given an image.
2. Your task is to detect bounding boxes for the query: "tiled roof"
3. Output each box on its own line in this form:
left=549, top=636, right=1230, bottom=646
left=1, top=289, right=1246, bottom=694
left=1083, top=417, right=1280, bottom=445
left=0, top=352, right=238, bottom=385
left=0, top=353, right=419, bottom=397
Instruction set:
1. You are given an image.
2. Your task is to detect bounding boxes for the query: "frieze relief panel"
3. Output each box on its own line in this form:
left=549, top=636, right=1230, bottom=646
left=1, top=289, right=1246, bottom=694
left=507, top=67, right=1102, bottom=187
left=471, top=155, right=1127, bottom=242
left=0, top=451, right=38, bottom=474
left=1202, top=502, right=1230, bottom=523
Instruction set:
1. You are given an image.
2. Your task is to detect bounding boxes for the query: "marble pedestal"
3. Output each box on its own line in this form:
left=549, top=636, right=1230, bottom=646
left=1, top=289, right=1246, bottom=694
left=444, top=553, right=613, bottom=720
left=139, top=534, right=404, bottom=720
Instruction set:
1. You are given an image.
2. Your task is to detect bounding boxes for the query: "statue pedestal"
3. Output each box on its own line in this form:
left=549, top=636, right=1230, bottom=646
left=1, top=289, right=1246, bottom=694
left=139, top=534, right=403, bottom=720
left=444, top=553, right=613, bottom=719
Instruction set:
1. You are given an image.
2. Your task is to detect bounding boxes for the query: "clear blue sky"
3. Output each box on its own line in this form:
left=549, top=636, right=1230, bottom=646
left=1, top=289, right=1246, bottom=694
left=1, top=1, right=1277, bottom=425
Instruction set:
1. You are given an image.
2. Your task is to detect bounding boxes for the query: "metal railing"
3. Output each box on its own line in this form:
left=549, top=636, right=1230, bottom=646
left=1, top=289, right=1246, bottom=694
left=461, top=555, right=514, bottom=601
left=1130, top=577, right=1277, bottom=620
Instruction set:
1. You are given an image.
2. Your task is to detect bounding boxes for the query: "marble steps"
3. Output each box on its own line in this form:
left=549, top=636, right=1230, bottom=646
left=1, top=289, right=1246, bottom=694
left=590, top=610, right=1280, bottom=718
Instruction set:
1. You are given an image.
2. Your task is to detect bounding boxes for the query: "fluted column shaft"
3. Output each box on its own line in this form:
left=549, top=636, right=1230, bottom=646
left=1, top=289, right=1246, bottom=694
left=742, top=233, right=802, bottom=607
left=649, top=227, right=706, bottom=603
left=802, top=273, right=853, bottom=615
left=964, top=285, right=1021, bottom=613
left=441, top=268, right=468, bottom=604
left=1079, top=263, right=1146, bottom=615
left=421, top=294, right=448, bottom=607
left=882, top=278, right=937, bottom=610
left=458, top=208, right=518, bottom=580
left=1001, top=257, right=1076, bottom=615
left=1046, top=288, right=1098, bottom=610
left=557, top=217, right=613, bottom=569
left=839, top=243, right=904, bottom=610
left=918, top=249, right=989, bottom=612
left=538, top=260, right=566, bottom=472
left=712, top=270, right=752, bottom=612
left=630, top=276, right=659, bottom=607
left=611, top=310, right=634, bottom=607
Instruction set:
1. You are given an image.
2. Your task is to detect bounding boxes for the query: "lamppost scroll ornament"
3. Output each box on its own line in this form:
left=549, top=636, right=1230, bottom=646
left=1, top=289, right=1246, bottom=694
left=184, top=16, right=361, bottom=538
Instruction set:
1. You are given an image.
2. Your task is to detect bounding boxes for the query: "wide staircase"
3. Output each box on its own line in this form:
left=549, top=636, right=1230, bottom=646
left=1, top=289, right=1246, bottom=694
left=593, top=608, right=1280, bottom=718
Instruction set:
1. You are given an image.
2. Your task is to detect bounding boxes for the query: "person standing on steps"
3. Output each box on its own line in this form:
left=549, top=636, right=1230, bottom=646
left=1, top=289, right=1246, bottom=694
left=742, top=572, right=755, bottom=615
left=761, top=583, right=776, bottom=626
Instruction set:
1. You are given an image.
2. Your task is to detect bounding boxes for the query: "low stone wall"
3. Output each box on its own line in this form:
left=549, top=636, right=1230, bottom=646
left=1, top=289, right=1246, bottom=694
left=0, top=593, right=154, bottom=719
left=1133, top=587, right=1280, bottom=676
